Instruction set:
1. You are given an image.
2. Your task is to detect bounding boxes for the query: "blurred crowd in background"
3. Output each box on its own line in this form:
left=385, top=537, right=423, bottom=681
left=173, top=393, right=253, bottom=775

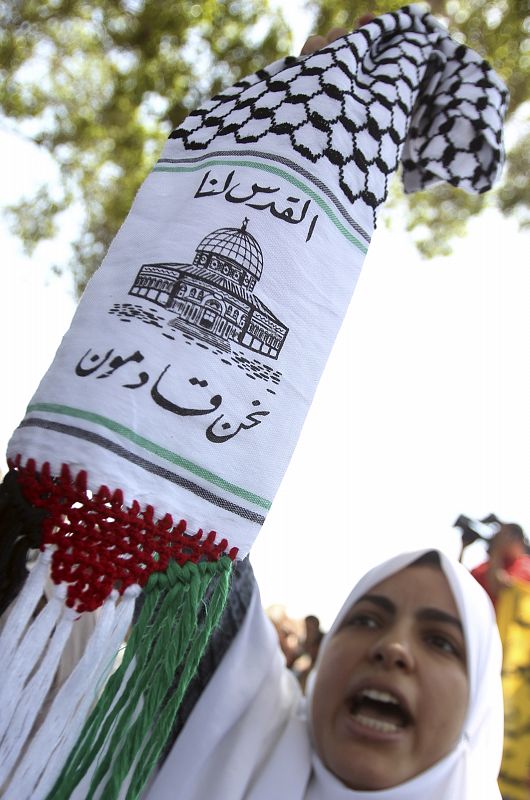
left=266, top=608, right=325, bottom=692
left=458, top=516, right=530, bottom=799
left=267, top=515, right=530, bottom=800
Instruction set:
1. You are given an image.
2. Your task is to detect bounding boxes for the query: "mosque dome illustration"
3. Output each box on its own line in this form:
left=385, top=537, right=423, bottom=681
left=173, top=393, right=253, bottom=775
left=129, top=219, right=288, bottom=360
left=193, top=220, right=263, bottom=288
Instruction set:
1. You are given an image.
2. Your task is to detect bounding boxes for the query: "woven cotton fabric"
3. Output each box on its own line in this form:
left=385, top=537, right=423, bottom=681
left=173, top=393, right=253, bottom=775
left=8, top=6, right=507, bottom=570
left=172, top=8, right=506, bottom=217
left=0, top=7, right=509, bottom=800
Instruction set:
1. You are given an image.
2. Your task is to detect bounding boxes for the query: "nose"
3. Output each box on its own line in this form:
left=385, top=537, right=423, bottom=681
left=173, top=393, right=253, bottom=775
left=369, top=631, right=415, bottom=671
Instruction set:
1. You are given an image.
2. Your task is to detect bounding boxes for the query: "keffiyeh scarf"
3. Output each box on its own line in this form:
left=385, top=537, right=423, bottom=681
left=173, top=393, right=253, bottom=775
left=0, top=6, right=507, bottom=799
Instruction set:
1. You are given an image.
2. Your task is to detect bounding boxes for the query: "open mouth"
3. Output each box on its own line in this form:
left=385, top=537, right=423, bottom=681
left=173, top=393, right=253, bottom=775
left=348, top=688, right=412, bottom=734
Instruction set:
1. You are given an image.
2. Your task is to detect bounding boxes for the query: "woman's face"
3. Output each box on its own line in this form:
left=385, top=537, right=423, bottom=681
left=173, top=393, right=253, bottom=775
left=311, top=565, right=469, bottom=790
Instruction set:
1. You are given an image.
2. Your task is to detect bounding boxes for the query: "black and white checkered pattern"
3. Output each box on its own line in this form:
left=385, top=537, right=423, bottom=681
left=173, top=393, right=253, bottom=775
left=170, top=5, right=508, bottom=227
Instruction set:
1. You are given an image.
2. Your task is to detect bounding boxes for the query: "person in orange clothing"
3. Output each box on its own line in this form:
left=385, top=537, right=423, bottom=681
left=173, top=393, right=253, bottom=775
left=471, top=523, right=530, bottom=606
left=469, top=522, right=530, bottom=800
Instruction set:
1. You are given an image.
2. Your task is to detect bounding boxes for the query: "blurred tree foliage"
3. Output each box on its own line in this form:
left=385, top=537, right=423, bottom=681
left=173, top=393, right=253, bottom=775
left=0, top=0, right=292, bottom=293
left=311, top=0, right=530, bottom=255
left=0, top=1, right=528, bottom=293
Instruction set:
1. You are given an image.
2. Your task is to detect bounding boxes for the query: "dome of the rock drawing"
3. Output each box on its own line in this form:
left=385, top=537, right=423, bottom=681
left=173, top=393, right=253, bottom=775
left=195, top=219, right=263, bottom=282
left=129, top=217, right=288, bottom=360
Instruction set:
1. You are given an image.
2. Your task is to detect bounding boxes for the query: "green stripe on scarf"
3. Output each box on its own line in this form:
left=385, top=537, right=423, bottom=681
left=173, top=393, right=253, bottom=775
left=153, top=160, right=369, bottom=253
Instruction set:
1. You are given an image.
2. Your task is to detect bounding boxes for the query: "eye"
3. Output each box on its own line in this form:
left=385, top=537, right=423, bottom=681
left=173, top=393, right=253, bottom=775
left=425, top=632, right=463, bottom=659
left=344, top=612, right=381, bottom=630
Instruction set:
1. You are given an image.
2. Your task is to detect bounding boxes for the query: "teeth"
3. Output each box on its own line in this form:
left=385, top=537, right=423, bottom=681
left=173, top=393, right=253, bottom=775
left=353, top=713, right=401, bottom=733
left=361, top=689, right=400, bottom=705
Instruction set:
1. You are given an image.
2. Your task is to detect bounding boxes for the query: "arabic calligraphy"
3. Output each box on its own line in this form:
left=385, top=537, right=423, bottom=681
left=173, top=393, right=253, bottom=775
left=194, top=169, right=319, bottom=242
left=75, top=347, right=270, bottom=444
left=76, top=348, right=149, bottom=387
left=151, top=365, right=223, bottom=417
left=206, top=400, right=270, bottom=443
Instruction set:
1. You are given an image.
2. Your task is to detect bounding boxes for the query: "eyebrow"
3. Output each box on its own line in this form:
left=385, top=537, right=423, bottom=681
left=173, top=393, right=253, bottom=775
left=416, top=608, right=463, bottom=632
left=355, top=594, right=395, bottom=614
left=353, top=594, right=463, bottom=632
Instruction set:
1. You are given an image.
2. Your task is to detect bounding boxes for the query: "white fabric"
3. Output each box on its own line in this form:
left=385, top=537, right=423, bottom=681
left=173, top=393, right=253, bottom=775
left=7, top=585, right=140, bottom=800
left=7, top=6, right=507, bottom=559
left=0, top=8, right=507, bottom=799
left=146, top=549, right=503, bottom=800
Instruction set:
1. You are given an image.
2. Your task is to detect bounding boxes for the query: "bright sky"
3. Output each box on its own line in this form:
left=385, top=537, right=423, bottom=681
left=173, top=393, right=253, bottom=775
left=1, top=7, right=528, bottom=628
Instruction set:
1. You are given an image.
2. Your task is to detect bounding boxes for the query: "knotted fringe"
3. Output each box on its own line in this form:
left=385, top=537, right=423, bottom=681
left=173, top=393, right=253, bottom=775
left=3, top=585, right=139, bottom=800
left=46, top=556, right=233, bottom=800
left=0, top=461, right=235, bottom=798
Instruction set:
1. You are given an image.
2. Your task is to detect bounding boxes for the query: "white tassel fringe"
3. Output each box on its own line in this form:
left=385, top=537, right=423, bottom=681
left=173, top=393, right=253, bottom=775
left=3, top=584, right=140, bottom=800
left=0, top=603, right=77, bottom=784
left=0, top=580, right=67, bottom=742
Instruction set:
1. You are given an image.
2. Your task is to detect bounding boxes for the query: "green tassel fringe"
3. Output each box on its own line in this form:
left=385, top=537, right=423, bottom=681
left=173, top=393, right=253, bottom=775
left=47, top=556, right=233, bottom=800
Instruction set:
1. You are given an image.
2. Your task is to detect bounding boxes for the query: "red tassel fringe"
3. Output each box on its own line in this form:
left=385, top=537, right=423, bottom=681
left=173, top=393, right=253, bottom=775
left=8, top=456, right=238, bottom=613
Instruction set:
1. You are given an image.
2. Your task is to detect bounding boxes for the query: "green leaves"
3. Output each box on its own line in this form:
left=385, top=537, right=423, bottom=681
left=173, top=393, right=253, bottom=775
left=0, top=0, right=291, bottom=293
left=312, top=0, right=529, bottom=255
left=498, top=128, right=530, bottom=225
left=1, top=0, right=527, bottom=291
left=6, top=185, right=71, bottom=256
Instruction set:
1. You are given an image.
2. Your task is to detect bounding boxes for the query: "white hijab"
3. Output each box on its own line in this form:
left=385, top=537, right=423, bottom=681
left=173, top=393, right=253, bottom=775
left=145, top=550, right=503, bottom=800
